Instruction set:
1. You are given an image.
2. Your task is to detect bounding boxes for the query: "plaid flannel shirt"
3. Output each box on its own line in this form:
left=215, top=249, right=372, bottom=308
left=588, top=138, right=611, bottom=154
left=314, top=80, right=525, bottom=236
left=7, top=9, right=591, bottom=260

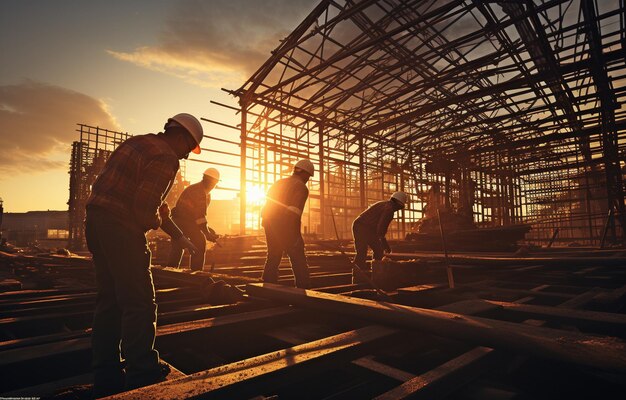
left=87, top=133, right=179, bottom=233
left=172, top=181, right=210, bottom=224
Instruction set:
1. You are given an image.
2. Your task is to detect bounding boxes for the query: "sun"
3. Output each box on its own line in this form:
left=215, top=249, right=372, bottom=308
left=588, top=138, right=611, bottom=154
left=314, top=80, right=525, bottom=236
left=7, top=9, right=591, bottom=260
left=247, top=185, right=266, bottom=206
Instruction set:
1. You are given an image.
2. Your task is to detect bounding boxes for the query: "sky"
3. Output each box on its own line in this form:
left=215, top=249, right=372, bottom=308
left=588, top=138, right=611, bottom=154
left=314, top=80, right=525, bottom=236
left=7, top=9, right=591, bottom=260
left=0, top=0, right=317, bottom=212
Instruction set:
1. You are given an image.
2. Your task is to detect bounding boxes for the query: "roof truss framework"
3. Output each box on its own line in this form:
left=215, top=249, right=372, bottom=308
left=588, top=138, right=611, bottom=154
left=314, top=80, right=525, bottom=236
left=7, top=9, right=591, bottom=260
left=223, top=0, right=626, bottom=244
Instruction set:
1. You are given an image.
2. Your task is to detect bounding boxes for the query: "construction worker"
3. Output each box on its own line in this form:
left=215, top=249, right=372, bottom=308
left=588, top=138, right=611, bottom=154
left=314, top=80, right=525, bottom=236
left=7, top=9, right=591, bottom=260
left=85, top=113, right=203, bottom=397
left=261, top=159, right=314, bottom=289
left=167, top=168, right=220, bottom=271
left=352, top=192, right=407, bottom=282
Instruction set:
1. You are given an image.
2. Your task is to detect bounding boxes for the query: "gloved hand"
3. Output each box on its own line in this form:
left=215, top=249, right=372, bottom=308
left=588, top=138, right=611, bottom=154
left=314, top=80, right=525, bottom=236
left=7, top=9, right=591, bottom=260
left=177, top=236, right=198, bottom=255
left=205, top=226, right=219, bottom=242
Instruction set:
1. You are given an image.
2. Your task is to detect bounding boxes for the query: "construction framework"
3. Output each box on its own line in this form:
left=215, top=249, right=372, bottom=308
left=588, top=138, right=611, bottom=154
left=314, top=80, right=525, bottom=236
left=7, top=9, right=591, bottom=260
left=67, top=125, right=130, bottom=250
left=210, top=0, right=626, bottom=246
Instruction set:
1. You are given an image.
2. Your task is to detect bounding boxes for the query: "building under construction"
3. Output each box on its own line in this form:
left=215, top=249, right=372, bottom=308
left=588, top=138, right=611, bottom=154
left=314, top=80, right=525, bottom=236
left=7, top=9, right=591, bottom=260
left=2, top=0, right=626, bottom=399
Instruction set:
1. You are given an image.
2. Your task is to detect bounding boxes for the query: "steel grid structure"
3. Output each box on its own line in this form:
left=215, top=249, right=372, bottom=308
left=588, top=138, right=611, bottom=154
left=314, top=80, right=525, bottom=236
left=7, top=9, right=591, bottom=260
left=67, top=125, right=130, bottom=250
left=219, top=0, right=625, bottom=245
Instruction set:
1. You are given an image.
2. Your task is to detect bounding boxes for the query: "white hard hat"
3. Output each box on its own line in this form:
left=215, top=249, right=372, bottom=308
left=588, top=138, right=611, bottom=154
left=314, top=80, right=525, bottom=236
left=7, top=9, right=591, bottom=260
left=203, top=167, right=220, bottom=181
left=166, top=113, right=204, bottom=154
left=294, top=159, right=315, bottom=177
left=391, top=191, right=408, bottom=206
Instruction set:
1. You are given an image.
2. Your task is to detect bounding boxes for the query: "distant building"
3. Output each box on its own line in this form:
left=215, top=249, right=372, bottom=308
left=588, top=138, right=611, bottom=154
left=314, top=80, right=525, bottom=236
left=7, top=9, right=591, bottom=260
left=1, top=211, right=69, bottom=248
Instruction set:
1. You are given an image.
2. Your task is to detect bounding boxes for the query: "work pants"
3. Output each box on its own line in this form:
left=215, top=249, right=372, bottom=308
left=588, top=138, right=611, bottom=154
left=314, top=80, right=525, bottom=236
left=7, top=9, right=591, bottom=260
left=352, top=222, right=384, bottom=272
left=167, top=216, right=206, bottom=271
left=262, top=222, right=310, bottom=288
left=85, top=207, right=159, bottom=395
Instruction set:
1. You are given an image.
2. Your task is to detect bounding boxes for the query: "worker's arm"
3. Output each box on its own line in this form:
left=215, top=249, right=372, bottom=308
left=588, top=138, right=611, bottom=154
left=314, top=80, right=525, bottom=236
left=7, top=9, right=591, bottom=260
left=158, top=203, right=183, bottom=240
left=376, top=204, right=395, bottom=253
left=286, top=184, right=309, bottom=238
left=198, top=222, right=218, bottom=242
left=159, top=203, right=198, bottom=255
left=133, top=157, right=180, bottom=232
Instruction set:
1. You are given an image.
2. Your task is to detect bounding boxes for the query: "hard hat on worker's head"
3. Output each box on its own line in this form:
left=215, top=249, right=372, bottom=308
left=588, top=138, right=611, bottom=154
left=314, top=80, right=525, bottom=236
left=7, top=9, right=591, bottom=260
left=165, top=113, right=204, bottom=154
left=391, top=191, right=408, bottom=206
left=294, top=159, right=314, bottom=177
left=203, top=167, right=220, bottom=181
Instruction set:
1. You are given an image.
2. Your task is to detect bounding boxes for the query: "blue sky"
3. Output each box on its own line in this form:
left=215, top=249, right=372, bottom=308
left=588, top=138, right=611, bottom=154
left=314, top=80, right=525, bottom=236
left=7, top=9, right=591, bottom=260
left=0, top=0, right=316, bottom=212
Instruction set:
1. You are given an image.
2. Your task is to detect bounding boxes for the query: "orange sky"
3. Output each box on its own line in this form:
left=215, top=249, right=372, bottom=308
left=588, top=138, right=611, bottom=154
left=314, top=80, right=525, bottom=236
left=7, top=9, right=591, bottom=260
left=0, top=0, right=316, bottom=212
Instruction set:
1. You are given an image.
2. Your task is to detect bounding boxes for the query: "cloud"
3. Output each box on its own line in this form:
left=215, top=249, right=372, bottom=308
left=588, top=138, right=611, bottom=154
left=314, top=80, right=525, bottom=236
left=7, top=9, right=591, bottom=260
left=0, top=80, right=120, bottom=175
left=107, top=0, right=317, bottom=88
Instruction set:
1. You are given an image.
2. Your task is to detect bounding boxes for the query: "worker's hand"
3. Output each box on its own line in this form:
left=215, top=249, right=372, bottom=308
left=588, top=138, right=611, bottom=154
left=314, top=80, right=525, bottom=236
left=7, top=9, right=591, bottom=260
left=205, top=226, right=219, bottom=242
left=383, top=244, right=392, bottom=254
left=177, top=236, right=197, bottom=255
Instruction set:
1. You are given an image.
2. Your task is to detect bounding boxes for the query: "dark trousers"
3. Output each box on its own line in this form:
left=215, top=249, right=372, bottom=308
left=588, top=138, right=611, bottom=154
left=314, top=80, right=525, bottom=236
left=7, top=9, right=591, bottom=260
left=262, top=222, right=310, bottom=288
left=352, top=222, right=384, bottom=271
left=167, top=216, right=206, bottom=271
left=85, top=207, right=160, bottom=394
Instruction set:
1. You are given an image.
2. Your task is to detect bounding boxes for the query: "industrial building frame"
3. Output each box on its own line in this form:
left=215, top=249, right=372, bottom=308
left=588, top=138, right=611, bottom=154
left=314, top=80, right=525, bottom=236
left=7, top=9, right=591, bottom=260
left=205, top=0, right=626, bottom=245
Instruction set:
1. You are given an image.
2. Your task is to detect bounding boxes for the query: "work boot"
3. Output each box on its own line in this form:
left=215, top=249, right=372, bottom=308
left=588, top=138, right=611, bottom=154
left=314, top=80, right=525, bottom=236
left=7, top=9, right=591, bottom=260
left=92, top=368, right=125, bottom=398
left=125, top=361, right=171, bottom=391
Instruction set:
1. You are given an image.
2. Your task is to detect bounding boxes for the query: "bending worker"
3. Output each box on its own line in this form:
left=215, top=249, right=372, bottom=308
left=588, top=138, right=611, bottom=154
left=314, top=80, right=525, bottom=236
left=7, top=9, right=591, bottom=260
left=352, top=192, right=407, bottom=282
left=260, top=159, right=314, bottom=289
left=167, top=168, right=220, bottom=271
left=85, top=113, right=202, bottom=397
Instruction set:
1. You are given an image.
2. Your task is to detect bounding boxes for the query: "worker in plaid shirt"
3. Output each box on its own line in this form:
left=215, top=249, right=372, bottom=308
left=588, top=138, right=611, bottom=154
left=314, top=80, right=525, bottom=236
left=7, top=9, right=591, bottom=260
left=85, top=113, right=203, bottom=397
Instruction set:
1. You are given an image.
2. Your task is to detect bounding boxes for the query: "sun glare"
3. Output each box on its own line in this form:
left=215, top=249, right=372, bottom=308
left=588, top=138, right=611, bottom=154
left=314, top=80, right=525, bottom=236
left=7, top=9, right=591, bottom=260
left=247, top=185, right=266, bottom=206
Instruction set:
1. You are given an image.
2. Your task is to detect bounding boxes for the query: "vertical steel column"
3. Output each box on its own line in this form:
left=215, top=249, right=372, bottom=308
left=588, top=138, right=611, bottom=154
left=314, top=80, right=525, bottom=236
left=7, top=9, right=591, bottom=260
left=358, top=135, right=367, bottom=209
left=582, top=0, right=626, bottom=243
left=240, top=102, right=247, bottom=235
left=318, top=124, right=326, bottom=237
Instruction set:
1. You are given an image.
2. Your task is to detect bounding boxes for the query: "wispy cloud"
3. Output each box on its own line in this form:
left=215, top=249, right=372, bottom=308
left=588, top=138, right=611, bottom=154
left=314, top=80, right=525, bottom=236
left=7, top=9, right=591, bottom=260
left=107, top=0, right=317, bottom=88
left=0, top=80, right=120, bottom=175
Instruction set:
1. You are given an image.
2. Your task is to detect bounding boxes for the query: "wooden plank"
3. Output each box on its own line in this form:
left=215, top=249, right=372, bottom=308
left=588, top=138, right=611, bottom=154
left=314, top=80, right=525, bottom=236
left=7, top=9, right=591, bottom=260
left=160, top=360, right=186, bottom=380
left=373, top=347, right=497, bottom=400
left=2, top=373, right=93, bottom=397
left=593, top=284, right=626, bottom=306
left=396, top=284, right=446, bottom=295
left=0, top=306, right=296, bottom=366
left=435, top=300, right=499, bottom=315
left=265, top=323, right=416, bottom=382
left=371, top=283, right=615, bottom=399
left=352, top=356, right=416, bottom=382
left=482, top=299, right=626, bottom=328
left=558, top=287, right=605, bottom=308
left=246, top=283, right=626, bottom=372
left=109, top=325, right=397, bottom=400
left=0, top=302, right=262, bottom=352
left=389, top=253, right=626, bottom=267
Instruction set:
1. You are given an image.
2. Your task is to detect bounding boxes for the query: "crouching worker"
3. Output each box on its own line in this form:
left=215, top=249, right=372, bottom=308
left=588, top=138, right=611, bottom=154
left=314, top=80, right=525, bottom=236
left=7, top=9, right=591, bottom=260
left=352, top=192, right=407, bottom=283
left=85, top=113, right=202, bottom=397
left=167, top=167, right=220, bottom=271
left=260, top=159, right=314, bottom=289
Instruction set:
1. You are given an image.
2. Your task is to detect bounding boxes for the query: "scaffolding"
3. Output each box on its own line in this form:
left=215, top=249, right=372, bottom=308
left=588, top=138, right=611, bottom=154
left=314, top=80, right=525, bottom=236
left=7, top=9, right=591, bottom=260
left=67, top=125, right=131, bottom=249
left=205, top=0, right=626, bottom=246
